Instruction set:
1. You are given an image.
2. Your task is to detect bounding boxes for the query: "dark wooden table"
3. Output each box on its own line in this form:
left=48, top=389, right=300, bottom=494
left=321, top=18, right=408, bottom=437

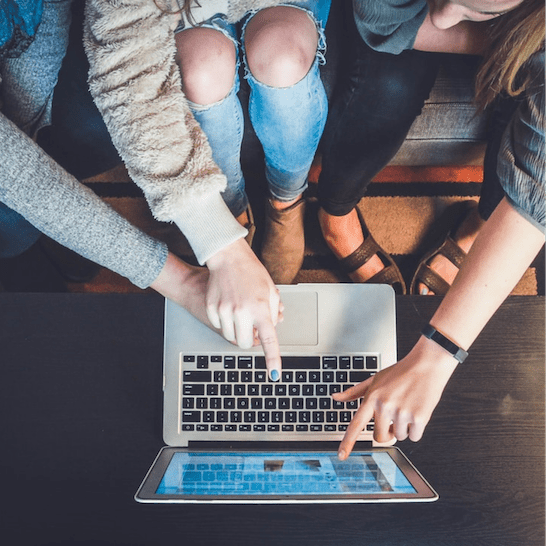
left=0, top=293, right=543, bottom=546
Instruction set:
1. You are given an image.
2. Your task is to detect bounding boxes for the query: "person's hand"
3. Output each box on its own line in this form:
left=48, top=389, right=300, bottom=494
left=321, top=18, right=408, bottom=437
left=205, top=238, right=283, bottom=380
left=334, top=337, right=458, bottom=460
left=150, top=252, right=217, bottom=331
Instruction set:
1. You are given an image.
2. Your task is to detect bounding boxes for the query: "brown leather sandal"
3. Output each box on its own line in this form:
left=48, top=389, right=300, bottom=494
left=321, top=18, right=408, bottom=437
left=410, top=200, right=478, bottom=295
left=337, top=208, right=407, bottom=295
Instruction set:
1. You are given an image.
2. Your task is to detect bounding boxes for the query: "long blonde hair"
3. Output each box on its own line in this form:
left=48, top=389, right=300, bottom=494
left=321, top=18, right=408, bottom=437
left=475, top=0, right=545, bottom=110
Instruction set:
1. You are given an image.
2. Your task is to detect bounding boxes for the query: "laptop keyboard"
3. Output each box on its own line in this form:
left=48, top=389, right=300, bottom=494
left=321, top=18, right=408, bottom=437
left=180, top=354, right=377, bottom=435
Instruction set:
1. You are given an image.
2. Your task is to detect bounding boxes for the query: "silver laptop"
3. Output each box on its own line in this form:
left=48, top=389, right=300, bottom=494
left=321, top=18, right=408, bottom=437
left=135, top=283, right=438, bottom=503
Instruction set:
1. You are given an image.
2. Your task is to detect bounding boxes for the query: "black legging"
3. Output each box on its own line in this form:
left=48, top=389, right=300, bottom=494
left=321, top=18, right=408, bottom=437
left=318, top=1, right=511, bottom=220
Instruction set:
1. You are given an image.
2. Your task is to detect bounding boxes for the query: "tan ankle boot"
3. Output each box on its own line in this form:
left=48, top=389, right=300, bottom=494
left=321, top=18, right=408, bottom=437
left=260, top=197, right=306, bottom=284
left=237, top=205, right=256, bottom=248
left=244, top=205, right=256, bottom=248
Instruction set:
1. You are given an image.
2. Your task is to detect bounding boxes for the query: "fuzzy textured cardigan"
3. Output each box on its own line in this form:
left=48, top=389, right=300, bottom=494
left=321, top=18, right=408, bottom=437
left=84, top=0, right=290, bottom=264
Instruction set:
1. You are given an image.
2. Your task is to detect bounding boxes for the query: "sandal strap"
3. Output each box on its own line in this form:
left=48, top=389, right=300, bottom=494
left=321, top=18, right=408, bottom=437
left=337, top=235, right=381, bottom=274
left=367, top=264, right=405, bottom=287
left=412, top=263, right=451, bottom=295
left=439, top=237, right=467, bottom=268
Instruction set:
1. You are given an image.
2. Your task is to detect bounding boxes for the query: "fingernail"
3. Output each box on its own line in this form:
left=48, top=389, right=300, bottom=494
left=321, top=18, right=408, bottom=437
left=338, top=449, right=346, bottom=460
left=270, top=369, right=280, bottom=382
left=420, top=286, right=429, bottom=295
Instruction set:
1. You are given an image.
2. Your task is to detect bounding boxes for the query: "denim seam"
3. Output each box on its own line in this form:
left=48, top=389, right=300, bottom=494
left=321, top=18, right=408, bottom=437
left=185, top=66, right=241, bottom=112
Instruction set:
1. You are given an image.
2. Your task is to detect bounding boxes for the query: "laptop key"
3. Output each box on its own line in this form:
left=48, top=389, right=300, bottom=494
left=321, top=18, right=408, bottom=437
left=197, top=356, right=209, bottom=368
left=210, top=397, right=221, bottom=409
left=319, top=397, right=331, bottom=409
left=183, top=370, right=211, bottom=382
left=366, top=356, right=378, bottom=369
left=339, top=356, right=351, bottom=369
left=234, top=384, right=246, bottom=396
left=353, top=356, right=364, bottom=369
left=302, top=385, right=314, bottom=396
left=350, top=371, right=373, bottom=383
left=244, top=411, right=256, bottom=423
left=241, top=371, right=253, bottom=382
left=183, top=384, right=204, bottom=396
left=286, top=411, right=297, bottom=423
left=224, top=356, right=236, bottom=369
left=281, top=356, right=320, bottom=369
left=238, top=356, right=252, bottom=369
left=182, top=411, right=200, bottom=422
left=322, top=356, right=337, bottom=369
left=230, top=411, right=242, bottom=423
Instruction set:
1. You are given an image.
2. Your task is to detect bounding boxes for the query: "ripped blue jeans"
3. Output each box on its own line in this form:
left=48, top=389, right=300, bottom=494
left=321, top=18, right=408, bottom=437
left=177, top=1, right=331, bottom=217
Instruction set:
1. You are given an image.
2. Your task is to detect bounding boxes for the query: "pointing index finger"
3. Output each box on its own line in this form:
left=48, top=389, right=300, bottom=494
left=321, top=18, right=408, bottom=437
left=255, top=317, right=282, bottom=382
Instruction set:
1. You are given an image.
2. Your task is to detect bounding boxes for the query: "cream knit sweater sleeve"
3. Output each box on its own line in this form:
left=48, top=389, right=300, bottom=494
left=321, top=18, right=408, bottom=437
left=83, top=0, right=246, bottom=265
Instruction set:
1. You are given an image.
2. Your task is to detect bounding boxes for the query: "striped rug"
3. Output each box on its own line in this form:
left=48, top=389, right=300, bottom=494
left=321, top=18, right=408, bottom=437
left=72, top=161, right=544, bottom=296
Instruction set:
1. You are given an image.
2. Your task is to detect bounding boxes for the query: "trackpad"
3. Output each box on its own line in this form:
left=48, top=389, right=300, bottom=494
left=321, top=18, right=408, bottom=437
left=276, top=291, right=318, bottom=346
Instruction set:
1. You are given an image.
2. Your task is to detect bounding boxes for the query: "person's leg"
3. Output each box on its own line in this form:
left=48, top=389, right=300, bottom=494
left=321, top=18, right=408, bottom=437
left=414, top=95, right=518, bottom=295
left=244, top=4, right=329, bottom=208
left=0, top=0, right=73, bottom=258
left=243, top=3, right=331, bottom=282
left=37, top=0, right=121, bottom=180
left=317, top=11, right=440, bottom=284
left=175, top=20, right=249, bottom=227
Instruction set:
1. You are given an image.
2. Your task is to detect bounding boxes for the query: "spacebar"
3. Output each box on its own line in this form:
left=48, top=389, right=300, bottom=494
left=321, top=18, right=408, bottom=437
left=282, top=356, right=321, bottom=369
left=255, top=356, right=321, bottom=369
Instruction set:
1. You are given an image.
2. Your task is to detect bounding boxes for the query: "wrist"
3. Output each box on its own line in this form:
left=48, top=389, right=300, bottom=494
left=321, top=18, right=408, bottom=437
left=205, top=238, right=250, bottom=271
left=420, top=324, right=469, bottom=364
left=413, top=335, right=461, bottom=370
left=150, top=252, right=194, bottom=301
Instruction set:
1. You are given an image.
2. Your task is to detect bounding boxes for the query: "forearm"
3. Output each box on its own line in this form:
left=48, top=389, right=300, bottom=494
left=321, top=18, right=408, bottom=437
left=428, top=198, right=544, bottom=352
left=0, top=113, right=168, bottom=289
left=413, top=15, right=486, bottom=54
left=83, top=0, right=245, bottom=263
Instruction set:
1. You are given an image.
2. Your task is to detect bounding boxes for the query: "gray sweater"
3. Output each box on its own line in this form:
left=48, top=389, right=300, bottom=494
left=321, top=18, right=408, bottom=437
left=0, top=112, right=168, bottom=288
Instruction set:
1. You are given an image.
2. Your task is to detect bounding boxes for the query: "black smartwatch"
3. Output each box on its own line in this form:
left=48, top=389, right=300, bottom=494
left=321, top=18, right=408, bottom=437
left=421, top=324, right=469, bottom=364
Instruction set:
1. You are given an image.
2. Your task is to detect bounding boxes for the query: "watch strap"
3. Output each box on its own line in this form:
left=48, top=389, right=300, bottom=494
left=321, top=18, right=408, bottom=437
left=421, top=324, right=469, bottom=364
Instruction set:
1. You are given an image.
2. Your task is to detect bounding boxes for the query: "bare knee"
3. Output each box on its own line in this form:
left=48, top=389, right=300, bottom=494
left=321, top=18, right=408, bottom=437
left=245, top=6, right=318, bottom=88
left=175, top=28, right=237, bottom=105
